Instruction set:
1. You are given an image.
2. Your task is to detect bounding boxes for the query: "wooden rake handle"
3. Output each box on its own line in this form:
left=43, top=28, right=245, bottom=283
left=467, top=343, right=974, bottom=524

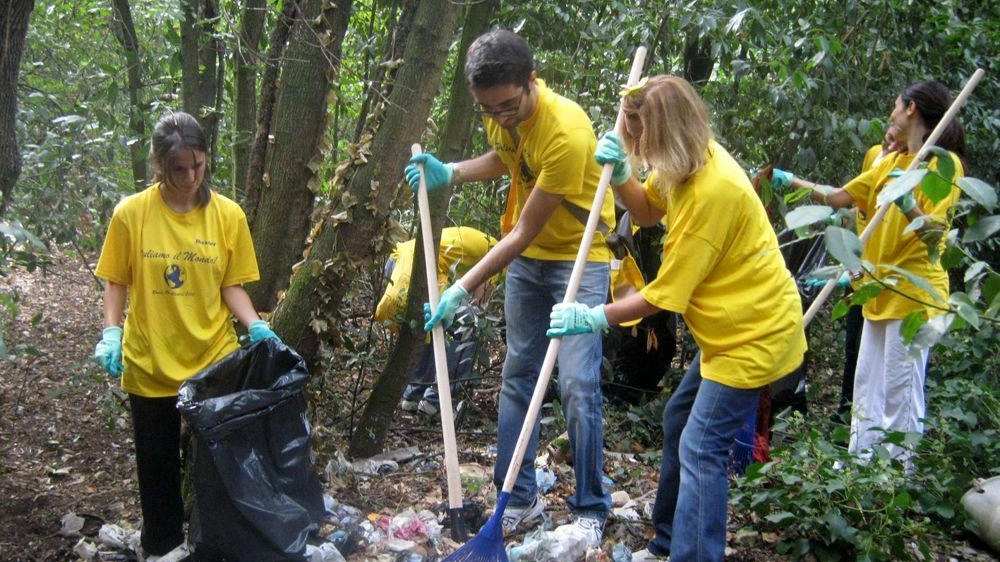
left=411, top=144, right=464, bottom=515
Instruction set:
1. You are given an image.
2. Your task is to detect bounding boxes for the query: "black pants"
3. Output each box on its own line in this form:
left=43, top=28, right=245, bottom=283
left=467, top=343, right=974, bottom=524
left=129, top=394, right=185, bottom=555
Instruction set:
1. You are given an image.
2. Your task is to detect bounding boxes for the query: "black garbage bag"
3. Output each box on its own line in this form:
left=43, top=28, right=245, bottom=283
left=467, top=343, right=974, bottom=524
left=177, top=339, right=324, bottom=562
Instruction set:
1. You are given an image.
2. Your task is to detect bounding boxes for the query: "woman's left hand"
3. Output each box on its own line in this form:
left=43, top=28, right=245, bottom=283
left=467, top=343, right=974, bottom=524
left=248, top=320, right=282, bottom=344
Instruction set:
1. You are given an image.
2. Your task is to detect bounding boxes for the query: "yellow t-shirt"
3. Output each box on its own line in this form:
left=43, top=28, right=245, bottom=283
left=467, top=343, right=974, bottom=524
left=485, top=79, right=614, bottom=262
left=95, top=184, right=260, bottom=397
left=375, top=227, right=497, bottom=325
left=843, top=150, right=963, bottom=320
left=861, top=144, right=886, bottom=174
left=640, top=141, right=807, bottom=389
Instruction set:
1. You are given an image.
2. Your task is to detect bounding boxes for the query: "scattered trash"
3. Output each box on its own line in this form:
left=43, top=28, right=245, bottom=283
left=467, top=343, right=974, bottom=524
left=60, top=512, right=85, bottom=537
left=508, top=521, right=596, bottom=562
left=97, top=523, right=135, bottom=550
left=610, top=490, right=630, bottom=507
left=536, top=467, right=557, bottom=493
left=610, top=543, right=632, bottom=562
left=154, top=543, right=191, bottom=562
left=72, top=538, right=96, bottom=561
left=962, top=475, right=1000, bottom=553
left=601, top=474, right=615, bottom=490
left=306, top=542, right=348, bottom=562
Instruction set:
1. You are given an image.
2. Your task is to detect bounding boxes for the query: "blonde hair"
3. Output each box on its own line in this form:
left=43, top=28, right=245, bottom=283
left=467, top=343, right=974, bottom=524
left=622, top=75, right=711, bottom=191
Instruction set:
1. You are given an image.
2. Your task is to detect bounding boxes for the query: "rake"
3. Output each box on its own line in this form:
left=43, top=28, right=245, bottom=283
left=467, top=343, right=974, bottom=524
left=440, top=45, right=648, bottom=562
left=412, top=143, right=468, bottom=541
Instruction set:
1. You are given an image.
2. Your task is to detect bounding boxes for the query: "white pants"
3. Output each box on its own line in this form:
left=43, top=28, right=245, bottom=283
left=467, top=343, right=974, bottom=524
left=848, top=318, right=928, bottom=469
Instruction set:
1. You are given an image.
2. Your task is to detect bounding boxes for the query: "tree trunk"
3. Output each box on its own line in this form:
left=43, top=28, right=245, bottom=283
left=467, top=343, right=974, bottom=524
left=269, top=0, right=460, bottom=443
left=0, top=0, right=35, bottom=218
left=244, top=0, right=353, bottom=312
left=347, top=0, right=496, bottom=458
left=243, top=0, right=298, bottom=223
left=683, top=35, right=714, bottom=85
left=180, top=0, right=223, bottom=169
left=231, top=0, right=266, bottom=200
left=110, top=0, right=147, bottom=191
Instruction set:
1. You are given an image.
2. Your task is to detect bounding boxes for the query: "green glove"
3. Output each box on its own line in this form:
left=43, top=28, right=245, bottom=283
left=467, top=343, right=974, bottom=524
left=93, top=326, right=124, bottom=378
left=770, top=168, right=794, bottom=192
left=803, top=272, right=850, bottom=289
left=894, top=191, right=917, bottom=213
left=546, top=302, right=609, bottom=338
left=405, top=153, right=455, bottom=193
left=424, top=284, right=470, bottom=331
left=595, top=132, right=632, bottom=186
left=248, top=320, right=282, bottom=344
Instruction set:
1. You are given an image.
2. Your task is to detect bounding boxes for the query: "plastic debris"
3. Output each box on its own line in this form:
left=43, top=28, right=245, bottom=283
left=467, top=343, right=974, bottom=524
left=508, top=522, right=595, bottom=562
left=60, top=512, right=85, bottom=537
left=611, top=543, right=633, bottom=562
left=306, top=542, right=348, bottom=562
left=535, top=467, right=557, bottom=493
left=72, top=538, right=96, bottom=561
left=610, top=490, right=630, bottom=507
left=97, top=523, right=136, bottom=550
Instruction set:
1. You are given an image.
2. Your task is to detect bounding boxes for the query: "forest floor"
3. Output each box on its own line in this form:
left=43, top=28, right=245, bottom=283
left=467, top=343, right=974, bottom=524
left=0, top=252, right=996, bottom=562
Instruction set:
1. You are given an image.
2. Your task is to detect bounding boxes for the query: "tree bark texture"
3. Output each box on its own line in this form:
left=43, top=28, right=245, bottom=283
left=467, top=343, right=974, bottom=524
left=347, top=0, right=496, bottom=458
left=0, top=0, right=35, bottom=218
left=243, top=0, right=298, bottom=223
left=270, top=0, right=461, bottom=456
left=245, top=0, right=353, bottom=312
left=110, top=0, right=147, bottom=191
left=231, top=0, right=266, bottom=200
left=180, top=0, right=223, bottom=169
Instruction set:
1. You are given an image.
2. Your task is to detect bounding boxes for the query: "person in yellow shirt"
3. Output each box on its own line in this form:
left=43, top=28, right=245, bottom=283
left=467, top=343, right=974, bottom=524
left=374, top=227, right=496, bottom=415
left=92, top=112, right=278, bottom=559
left=771, top=81, right=967, bottom=470
left=548, top=75, right=806, bottom=562
left=404, top=30, right=615, bottom=545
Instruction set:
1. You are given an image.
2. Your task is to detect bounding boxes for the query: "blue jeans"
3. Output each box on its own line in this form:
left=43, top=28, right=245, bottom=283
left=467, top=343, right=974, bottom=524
left=647, top=353, right=761, bottom=561
left=494, top=256, right=611, bottom=518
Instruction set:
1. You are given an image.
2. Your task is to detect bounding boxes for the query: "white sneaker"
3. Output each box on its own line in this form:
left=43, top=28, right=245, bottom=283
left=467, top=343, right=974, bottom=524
left=501, top=495, right=546, bottom=534
left=631, top=548, right=669, bottom=561
left=563, top=516, right=604, bottom=549
left=400, top=399, right=419, bottom=412
left=417, top=399, right=439, bottom=415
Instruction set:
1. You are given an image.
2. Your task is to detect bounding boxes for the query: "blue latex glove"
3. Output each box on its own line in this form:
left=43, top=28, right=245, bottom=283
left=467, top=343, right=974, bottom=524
left=546, top=302, right=609, bottom=337
left=248, top=320, right=282, bottom=343
left=803, top=272, right=850, bottom=289
left=405, top=153, right=455, bottom=193
left=595, top=132, right=632, bottom=187
left=424, top=284, right=470, bottom=331
left=770, top=168, right=794, bottom=192
left=894, top=190, right=917, bottom=213
left=93, top=326, right=124, bottom=378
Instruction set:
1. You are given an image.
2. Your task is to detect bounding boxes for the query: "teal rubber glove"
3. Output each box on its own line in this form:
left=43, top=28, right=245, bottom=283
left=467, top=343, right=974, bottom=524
left=405, top=153, right=455, bottom=193
left=424, top=284, right=470, bottom=331
left=546, top=302, right=609, bottom=338
left=595, top=132, right=632, bottom=187
left=770, top=168, right=794, bottom=192
left=93, top=326, right=124, bottom=378
left=248, top=320, right=282, bottom=344
left=894, top=190, right=917, bottom=213
left=803, top=272, right=850, bottom=289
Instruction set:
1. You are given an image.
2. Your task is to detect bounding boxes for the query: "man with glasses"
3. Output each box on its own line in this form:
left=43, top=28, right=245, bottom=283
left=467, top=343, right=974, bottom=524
left=404, top=29, right=614, bottom=547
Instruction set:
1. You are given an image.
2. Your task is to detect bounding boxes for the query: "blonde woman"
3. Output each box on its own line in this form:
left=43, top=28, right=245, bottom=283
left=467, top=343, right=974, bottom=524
left=547, top=75, right=806, bottom=562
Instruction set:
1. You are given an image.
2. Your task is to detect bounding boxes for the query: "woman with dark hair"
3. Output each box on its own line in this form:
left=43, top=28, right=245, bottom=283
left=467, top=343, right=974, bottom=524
left=92, top=111, right=279, bottom=558
left=773, top=80, right=966, bottom=470
left=548, top=75, right=807, bottom=562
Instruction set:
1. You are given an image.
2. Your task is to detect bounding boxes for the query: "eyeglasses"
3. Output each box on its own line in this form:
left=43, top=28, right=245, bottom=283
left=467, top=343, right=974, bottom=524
left=474, top=88, right=527, bottom=118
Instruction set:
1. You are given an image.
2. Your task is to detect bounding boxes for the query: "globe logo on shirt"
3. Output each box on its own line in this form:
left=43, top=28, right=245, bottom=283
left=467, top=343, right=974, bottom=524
left=164, top=264, right=185, bottom=289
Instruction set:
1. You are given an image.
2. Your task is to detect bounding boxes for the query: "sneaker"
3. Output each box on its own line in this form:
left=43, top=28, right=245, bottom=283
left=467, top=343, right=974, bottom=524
left=559, top=516, right=604, bottom=549
left=417, top=399, right=439, bottom=415
left=400, top=399, right=419, bottom=412
left=631, top=548, right=669, bottom=561
left=501, top=495, right=546, bottom=534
